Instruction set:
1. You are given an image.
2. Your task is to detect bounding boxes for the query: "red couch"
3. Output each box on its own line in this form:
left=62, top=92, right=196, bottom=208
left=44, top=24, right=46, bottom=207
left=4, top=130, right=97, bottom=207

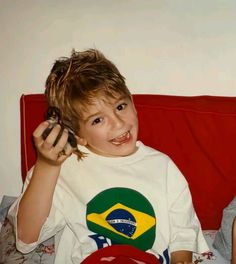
left=20, top=93, right=236, bottom=231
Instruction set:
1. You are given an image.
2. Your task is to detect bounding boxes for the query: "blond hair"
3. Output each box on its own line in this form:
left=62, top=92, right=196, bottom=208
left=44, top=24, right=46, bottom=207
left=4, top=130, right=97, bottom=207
left=45, top=49, right=131, bottom=134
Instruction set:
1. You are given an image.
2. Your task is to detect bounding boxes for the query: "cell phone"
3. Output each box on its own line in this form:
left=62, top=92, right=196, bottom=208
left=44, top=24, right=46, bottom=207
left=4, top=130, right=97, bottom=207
left=42, top=106, right=77, bottom=149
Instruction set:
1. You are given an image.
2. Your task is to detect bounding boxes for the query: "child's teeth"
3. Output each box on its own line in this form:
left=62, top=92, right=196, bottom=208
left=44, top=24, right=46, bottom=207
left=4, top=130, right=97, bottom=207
left=112, top=132, right=130, bottom=144
left=117, top=132, right=126, bottom=139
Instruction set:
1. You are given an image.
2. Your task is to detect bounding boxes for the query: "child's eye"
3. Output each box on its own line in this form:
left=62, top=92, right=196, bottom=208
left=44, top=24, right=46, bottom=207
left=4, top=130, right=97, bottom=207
left=117, top=103, right=127, bottom=111
left=92, top=118, right=102, bottom=125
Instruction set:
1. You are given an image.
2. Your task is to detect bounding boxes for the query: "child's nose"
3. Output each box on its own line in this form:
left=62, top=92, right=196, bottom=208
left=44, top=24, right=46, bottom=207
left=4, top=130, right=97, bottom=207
left=110, top=114, right=124, bottom=128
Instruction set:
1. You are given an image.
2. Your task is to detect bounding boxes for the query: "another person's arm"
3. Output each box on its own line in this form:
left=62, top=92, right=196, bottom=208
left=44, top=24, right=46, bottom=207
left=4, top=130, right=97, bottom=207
left=232, top=217, right=236, bottom=264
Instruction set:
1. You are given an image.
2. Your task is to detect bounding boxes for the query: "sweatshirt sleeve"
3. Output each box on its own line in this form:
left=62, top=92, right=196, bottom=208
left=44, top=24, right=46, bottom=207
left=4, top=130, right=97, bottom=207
left=166, top=159, right=209, bottom=254
left=8, top=167, right=66, bottom=253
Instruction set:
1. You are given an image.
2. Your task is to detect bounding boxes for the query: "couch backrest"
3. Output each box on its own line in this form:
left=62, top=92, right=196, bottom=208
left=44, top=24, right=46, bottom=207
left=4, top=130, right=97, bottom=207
left=20, top=93, right=236, bottom=230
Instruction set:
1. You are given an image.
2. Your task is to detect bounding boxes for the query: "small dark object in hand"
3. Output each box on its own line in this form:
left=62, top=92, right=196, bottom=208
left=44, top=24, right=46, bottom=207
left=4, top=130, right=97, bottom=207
left=42, top=106, right=77, bottom=149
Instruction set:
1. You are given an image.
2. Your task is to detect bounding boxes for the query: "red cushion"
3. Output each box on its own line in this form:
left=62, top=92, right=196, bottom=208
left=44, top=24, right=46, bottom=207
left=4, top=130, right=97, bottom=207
left=20, top=94, right=48, bottom=181
left=20, top=93, right=236, bottom=230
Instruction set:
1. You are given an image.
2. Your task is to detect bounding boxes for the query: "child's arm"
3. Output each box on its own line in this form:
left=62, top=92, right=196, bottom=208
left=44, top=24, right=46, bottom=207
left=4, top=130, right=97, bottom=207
left=17, top=121, right=73, bottom=244
left=166, top=160, right=207, bottom=263
left=171, top=250, right=193, bottom=264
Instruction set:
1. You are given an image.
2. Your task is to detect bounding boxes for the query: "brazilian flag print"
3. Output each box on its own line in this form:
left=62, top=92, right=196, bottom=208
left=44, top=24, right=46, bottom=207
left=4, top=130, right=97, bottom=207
left=86, top=187, right=156, bottom=251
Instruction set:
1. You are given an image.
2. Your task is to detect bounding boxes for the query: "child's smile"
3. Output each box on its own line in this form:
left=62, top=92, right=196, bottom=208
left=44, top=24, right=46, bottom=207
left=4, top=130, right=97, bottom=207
left=110, top=131, right=131, bottom=146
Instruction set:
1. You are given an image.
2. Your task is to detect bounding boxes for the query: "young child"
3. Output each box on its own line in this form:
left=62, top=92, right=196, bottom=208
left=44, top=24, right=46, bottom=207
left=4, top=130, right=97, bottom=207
left=9, top=49, right=208, bottom=264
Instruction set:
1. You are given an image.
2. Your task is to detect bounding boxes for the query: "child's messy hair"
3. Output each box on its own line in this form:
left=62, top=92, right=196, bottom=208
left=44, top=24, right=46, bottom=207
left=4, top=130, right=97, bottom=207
left=45, top=49, right=131, bottom=134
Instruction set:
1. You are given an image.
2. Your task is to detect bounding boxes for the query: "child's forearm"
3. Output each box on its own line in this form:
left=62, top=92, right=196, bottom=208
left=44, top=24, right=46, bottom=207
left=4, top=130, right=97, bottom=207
left=171, top=250, right=193, bottom=264
left=17, top=160, right=61, bottom=244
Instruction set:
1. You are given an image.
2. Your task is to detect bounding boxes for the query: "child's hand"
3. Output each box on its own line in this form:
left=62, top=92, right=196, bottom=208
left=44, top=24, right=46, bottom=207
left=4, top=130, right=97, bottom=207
left=33, top=121, right=74, bottom=166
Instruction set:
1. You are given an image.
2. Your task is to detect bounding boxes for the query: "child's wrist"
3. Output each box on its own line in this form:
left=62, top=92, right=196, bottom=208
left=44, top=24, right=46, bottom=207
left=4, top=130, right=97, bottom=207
left=36, top=156, right=62, bottom=169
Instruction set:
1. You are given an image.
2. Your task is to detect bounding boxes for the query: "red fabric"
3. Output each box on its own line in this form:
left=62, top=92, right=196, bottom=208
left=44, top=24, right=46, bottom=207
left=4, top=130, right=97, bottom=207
left=81, top=245, right=160, bottom=264
left=20, top=93, right=236, bottom=230
left=20, top=94, right=48, bottom=181
left=134, top=94, right=236, bottom=230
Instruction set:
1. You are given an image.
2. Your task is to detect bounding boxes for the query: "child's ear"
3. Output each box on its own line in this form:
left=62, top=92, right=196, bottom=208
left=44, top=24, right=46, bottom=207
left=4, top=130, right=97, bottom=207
left=75, top=135, right=87, bottom=146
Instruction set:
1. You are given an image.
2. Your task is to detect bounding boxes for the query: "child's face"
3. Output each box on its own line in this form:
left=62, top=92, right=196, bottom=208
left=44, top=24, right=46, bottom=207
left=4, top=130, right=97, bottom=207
left=77, top=94, right=139, bottom=157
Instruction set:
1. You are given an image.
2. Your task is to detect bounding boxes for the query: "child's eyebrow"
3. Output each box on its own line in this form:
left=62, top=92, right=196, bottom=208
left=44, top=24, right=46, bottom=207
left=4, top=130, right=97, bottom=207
left=82, top=111, right=102, bottom=123
left=116, top=95, right=128, bottom=102
left=82, top=95, right=129, bottom=123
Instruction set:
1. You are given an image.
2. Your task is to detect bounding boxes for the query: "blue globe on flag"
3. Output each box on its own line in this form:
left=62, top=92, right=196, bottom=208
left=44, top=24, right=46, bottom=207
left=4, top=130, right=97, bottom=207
left=106, top=209, right=137, bottom=237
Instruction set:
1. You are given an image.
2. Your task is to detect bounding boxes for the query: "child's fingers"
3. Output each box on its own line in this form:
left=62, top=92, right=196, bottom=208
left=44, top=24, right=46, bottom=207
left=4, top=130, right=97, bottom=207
left=55, top=130, right=74, bottom=161
left=33, top=122, right=61, bottom=151
left=42, top=124, right=62, bottom=148
left=33, top=121, right=51, bottom=147
left=33, top=121, right=74, bottom=163
left=33, top=121, right=50, bottom=138
left=53, top=129, right=70, bottom=154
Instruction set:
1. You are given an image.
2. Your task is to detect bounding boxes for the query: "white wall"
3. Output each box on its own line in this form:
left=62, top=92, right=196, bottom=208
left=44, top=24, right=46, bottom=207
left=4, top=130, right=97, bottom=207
left=1, top=0, right=236, bottom=199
